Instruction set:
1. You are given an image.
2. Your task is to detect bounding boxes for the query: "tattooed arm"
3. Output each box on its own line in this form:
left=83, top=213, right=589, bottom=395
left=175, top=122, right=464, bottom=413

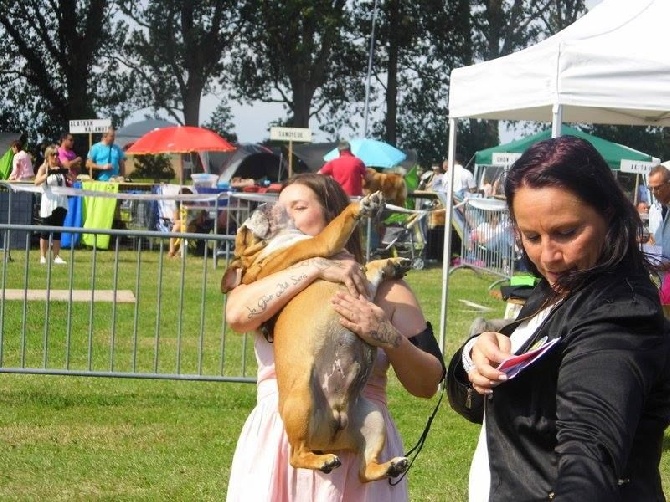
left=331, top=280, right=443, bottom=398
left=225, top=254, right=368, bottom=333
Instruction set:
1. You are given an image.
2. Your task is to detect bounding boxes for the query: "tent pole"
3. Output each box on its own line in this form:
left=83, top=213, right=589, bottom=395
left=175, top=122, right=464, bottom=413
left=439, top=118, right=458, bottom=352
left=551, top=104, right=563, bottom=138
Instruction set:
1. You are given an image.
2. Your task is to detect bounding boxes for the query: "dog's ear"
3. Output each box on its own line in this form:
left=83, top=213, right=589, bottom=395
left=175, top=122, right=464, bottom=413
left=221, top=265, right=243, bottom=293
left=235, top=225, right=253, bottom=254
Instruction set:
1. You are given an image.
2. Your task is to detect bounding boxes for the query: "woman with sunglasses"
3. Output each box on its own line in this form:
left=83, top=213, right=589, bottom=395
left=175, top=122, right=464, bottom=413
left=34, top=144, right=70, bottom=265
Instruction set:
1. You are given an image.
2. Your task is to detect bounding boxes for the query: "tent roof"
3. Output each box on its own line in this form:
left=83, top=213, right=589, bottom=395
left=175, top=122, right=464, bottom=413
left=117, top=119, right=178, bottom=148
left=448, top=0, right=670, bottom=126
left=475, top=126, right=652, bottom=170
left=0, top=132, right=23, bottom=153
left=209, top=143, right=310, bottom=183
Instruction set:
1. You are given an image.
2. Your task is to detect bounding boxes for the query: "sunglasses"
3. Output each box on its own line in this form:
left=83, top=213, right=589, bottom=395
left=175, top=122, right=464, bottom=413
left=49, top=152, right=58, bottom=157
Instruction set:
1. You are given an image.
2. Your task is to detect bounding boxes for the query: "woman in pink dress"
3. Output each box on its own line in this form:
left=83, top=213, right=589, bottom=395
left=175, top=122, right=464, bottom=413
left=225, top=173, right=445, bottom=502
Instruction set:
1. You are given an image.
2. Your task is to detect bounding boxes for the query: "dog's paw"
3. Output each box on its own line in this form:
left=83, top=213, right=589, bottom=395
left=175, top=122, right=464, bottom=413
left=358, top=191, right=385, bottom=219
left=363, top=257, right=412, bottom=293
left=381, top=257, right=412, bottom=280
left=319, top=455, right=342, bottom=474
left=386, top=456, right=409, bottom=478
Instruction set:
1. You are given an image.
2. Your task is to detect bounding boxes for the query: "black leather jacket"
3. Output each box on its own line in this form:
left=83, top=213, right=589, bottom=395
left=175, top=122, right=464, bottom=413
left=448, top=268, right=670, bottom=501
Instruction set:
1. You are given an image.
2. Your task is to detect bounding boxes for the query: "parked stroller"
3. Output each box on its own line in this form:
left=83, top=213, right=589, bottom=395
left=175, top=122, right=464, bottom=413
left=371, top=210, right=428, bottom=270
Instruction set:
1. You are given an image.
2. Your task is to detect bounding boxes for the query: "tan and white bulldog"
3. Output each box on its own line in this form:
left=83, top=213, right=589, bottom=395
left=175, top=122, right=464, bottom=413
left=222, top=192, right=410, bottom=482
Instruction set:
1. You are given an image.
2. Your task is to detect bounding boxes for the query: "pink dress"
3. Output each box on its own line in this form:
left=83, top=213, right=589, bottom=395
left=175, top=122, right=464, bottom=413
left=226, top=333, right=408, bottom=502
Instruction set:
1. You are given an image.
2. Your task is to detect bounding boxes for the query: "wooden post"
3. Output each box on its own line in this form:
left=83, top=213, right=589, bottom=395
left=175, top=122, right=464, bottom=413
left=180, top=189, right=187, bottom=258
left=288, top=140, right=294, bottom=178
left=88, top=133, right=93, bottom=178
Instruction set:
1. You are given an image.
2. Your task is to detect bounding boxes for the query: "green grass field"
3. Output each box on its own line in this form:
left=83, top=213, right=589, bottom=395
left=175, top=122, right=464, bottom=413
left=0, top=260, right=668, bottom=500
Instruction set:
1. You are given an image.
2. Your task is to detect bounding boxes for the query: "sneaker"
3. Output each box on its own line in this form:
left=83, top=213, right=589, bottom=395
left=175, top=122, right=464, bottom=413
left=40, top=256, right=47, bottom=265
left=53, top=256, right=67, bottom=265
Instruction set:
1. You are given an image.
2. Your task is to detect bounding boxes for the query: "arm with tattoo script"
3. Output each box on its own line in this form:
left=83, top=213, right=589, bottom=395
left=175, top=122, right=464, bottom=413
left=331, top=280, right=444, bottom=398
left=225, top=254, right=368, bottom=333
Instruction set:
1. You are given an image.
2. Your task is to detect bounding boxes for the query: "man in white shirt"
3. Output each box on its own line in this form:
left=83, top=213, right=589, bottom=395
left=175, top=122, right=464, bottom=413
left=647, top=164, right=670, bottom=304
left=442, top=154, right=476, bottom=201
left=648, top=165, right=670, bottom=252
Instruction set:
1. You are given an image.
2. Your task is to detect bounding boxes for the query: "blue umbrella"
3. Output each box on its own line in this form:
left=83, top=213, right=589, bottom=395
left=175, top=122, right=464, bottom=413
left=323, top=138, right=406, bottom=169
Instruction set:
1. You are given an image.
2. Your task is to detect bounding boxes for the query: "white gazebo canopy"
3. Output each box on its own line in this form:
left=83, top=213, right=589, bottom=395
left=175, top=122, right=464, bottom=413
left=448, top=0, right=670, bottom=128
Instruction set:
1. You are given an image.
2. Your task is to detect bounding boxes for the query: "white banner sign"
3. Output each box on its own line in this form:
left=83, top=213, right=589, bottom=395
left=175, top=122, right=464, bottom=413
left=492, top=152, right=522, bottom=165
left=620, top=159, right=654, bottom=174
left=69, top=118, right=112, bottom=134
left=270, top=127, right=312, bottom=142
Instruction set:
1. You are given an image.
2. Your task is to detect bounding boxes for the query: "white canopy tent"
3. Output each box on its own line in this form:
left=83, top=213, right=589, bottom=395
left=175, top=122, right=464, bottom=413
left=440, top=0, right=670, bottom=345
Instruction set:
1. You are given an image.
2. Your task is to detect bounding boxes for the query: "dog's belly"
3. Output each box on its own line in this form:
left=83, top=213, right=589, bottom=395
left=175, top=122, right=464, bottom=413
left=272, top=280, right=375, bottom=450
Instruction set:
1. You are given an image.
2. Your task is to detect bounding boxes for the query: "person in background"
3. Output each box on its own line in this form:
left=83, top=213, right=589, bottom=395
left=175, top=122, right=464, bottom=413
left=8, top=140, right=34, bottom=181
left=34, top=144, right=69, bottom=265
left=647, top=164, right=670, bottom=304
left=225, top=173, right=445, bottom=502
left=86, top=127, right=125, bottom=181
left=319, top=141, right=371, bottom=197
left=168, top=187, right=213, bottom=258
left=57, top=132, right=82, bottom=179
left=447, top=136, right=670, bottom=501
left=441, top=153, right=476, bottom=201
left=420, top=163, right=444, bottom=191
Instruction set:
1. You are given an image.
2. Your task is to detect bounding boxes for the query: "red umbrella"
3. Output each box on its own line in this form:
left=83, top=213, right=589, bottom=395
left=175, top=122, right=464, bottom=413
left=126, top=126, right=236, bottom=155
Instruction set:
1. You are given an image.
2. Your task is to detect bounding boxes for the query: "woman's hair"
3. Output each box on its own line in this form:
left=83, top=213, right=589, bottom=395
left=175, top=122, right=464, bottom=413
left=504, top=135, right=647, bottom=294
left=284, top=173, right=364, bottom=263
left=44, top=144, right=59, bottom=161
left=11, top=140, right=23, bottom=151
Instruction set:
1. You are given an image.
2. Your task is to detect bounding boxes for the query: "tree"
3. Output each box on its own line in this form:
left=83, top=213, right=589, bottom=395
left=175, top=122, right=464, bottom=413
left=202, top=102, right=237, bottom=143
left=231, top=0, right=367, bottom=133
left=365, top=0, right=473, bottom=165
left=117, top=0, right=239, bottom=127
left=130, top=154, right=174, bottom=181
left=0, top=0, right=137, bottom=145
left=583, top=124, right=670, bottom=165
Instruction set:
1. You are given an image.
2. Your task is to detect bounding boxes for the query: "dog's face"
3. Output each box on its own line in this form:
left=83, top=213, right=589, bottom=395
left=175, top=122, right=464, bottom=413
left=221, top=202, right=297, bottom=293
left=244, top=202, right=295, bottom=240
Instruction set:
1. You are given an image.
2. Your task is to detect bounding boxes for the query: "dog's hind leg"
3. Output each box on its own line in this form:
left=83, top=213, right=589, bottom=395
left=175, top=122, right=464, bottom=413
left=282, top=392, right=342, bottom=473
left=351, top=398, right=408, bottom=482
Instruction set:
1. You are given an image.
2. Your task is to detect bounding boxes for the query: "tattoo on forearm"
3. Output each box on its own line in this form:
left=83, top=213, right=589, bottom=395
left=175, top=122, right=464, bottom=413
left=246, top=293, right=274, bottom=319
left=370, top=321, right=402, bottom=348
left=276, top=281, right=289, bottom=297
left=290, top=273, right=308, bottom=285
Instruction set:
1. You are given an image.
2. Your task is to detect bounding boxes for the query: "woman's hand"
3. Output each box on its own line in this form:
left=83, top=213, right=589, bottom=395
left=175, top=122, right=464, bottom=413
left=307, top=252, right=369, bottom=298
left=330, top=291, right=402, bottom=349
left=468, top=331, right=512, bottom=394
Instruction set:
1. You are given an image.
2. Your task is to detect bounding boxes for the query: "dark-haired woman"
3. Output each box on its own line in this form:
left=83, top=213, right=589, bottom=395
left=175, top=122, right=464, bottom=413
left=225, top=173, right=445, bottom=502
left=448, top=136, right=670, bottom=501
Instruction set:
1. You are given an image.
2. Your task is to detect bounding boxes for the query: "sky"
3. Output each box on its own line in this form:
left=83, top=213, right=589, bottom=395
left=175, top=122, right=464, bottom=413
left=130, top=0, right=604, bottom=145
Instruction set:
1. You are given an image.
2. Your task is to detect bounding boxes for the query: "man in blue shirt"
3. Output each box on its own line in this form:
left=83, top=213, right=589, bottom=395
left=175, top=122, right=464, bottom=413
left=86, top=127, right=126, bottom=181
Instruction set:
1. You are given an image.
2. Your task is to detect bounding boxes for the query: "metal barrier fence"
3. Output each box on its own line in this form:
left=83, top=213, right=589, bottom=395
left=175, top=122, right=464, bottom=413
left=449, top=197, right=516, bottom=285
left=0, top=182, right=262, bottom=382
left=0, top=185, right=430, bottom=382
